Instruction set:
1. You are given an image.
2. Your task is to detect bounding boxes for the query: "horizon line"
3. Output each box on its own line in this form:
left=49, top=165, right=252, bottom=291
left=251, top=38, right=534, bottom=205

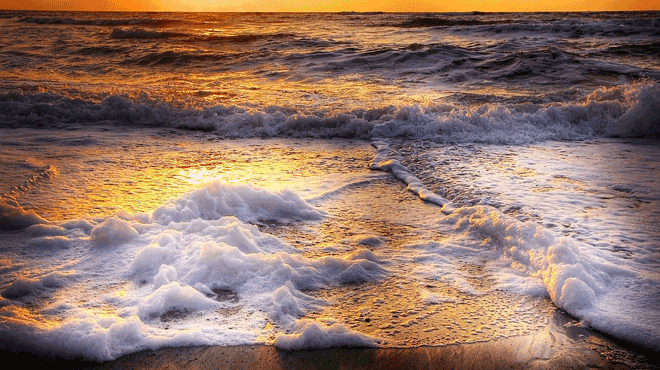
left=2, top=8, right=659, bottom=13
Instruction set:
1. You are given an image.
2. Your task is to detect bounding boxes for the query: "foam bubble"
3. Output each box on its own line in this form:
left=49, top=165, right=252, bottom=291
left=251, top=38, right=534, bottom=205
left=2, top=271, right=73, bottom=298
left=151, top=182, right=325, bottom=225
left=136, top=282, right=217, bottom=320
left=89, top=216, right=140, bottom=247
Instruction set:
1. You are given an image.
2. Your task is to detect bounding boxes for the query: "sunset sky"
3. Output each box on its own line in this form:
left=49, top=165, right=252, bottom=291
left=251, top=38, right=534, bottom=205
left=1, top=0, right=659, bottom=12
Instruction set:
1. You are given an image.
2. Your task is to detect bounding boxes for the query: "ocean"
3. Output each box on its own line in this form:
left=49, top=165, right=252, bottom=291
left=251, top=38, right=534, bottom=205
left=0, top=10, right=659, bottom=366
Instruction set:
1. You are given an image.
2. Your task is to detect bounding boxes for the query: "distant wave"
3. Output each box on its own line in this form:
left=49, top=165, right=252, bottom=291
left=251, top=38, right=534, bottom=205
left=381, top=13, right=660, bottom=37
left=109, top=28, right=297, bottom=44
left=196, top=33, right=297, bottom=43
left=120, top=50, right=231, bottom=67
left=389, top=16, right=506, bottom=28
left=315, top=44, right=656, bottom=86
left=1, top=83, right=657, bottom=142
left=462, top=17, right=660, bottom=37
left=110, top=28, right=188, bottom=40
left=18, top=16, right=181, bottom=27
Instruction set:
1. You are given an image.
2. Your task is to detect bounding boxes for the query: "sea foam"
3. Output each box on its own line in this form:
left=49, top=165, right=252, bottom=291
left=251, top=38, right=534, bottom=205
left=370, top=136, right=660, bottom=351
left=0, top=182, right=386, bottom=361
left=1, top=83, right=657, bottom=142
left=446, top=205, right=660, bottom=351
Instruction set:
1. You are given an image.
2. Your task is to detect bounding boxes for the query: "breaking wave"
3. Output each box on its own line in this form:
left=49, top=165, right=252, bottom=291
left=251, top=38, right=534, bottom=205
left=18, top=16, right=182, bottom=27
left=1, top=82, right=657, bottom=142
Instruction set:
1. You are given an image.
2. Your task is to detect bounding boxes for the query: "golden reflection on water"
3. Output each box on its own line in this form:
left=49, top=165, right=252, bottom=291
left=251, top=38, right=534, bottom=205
left=2, top=132, right=629, bottom=359
left=307, top=278, right=555, bottom=347
left=1, top=305, right=61, bottom=330
left=26, top=135, right=374, bottom=221
left=256, top=169, right=558, bottom=348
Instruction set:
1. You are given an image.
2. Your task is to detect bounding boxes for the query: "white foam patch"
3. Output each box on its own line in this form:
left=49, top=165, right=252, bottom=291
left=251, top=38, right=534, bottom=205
left=89, top=216, right=140, bottom=247
left=370, top=140, right=454, bottom=214
left=3, top=82, right=658, bottom=143
left=136, top=282, right=217, bottom=320
left=0, top=183, right=386, bottom=361
left=152, top=182, right=325, bottom=224
left=442, top=205, right=660, bottom=350
left=0, top=307, right=213, bottom=361
left=419, top=289, right=460, bottom=305
left=274, top=319, right=380, bottom=350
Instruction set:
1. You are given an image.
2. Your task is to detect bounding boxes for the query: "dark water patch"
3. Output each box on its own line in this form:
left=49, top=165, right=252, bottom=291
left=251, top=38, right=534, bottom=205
left=389, top=16, right=507, bottom=28
left=319, top=43, right=472, bottom=72
left=18, top=16, right=182, bottom=27
left=0, top=12, right=19, bottom=19
left=193, top=33, right=341, bottom=52
left=30, top=135, right=102, bottom=147
left=612, top=184, right=634, bottom=193
left=110, top=28, right=187, bottom=40
left=196, top=32, right=296, bottom=44
left=121, top=50, right=231, bottom=68
left=0, top=50, right=46, bottom=68
left=76, top=46, right=129, bottom=56
left=107, top=29, right=306, bottom=48
left=604, top=42, right=660, bottom=57
left=474, top=48, right=588, bottom=82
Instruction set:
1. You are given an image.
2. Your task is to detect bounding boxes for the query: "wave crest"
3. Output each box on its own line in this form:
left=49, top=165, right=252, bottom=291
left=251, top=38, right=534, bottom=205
left=1, top=82, right=657, bottom=142
left=19, top=16, right=181, bottom=27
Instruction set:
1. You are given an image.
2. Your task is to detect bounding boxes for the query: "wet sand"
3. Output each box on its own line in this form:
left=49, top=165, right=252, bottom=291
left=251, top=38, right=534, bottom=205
left=1, top=337, right=654, bottom=370
left=3, top=314, right=658, bottom=370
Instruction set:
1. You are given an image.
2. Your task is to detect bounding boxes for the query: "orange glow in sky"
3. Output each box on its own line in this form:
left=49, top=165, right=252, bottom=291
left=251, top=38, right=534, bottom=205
left=1, top=0, right=659, bottom=12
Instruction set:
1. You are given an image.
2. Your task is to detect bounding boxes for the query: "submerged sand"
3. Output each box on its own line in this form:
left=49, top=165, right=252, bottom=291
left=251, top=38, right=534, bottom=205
left=3, top=309, right=658, bottom=370
left=2, top=335, right=655, bottom=370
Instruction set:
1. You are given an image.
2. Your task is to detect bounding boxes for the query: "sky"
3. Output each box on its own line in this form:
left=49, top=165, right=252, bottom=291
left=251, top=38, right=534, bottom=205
left=0, top=0, right=659, bottom=12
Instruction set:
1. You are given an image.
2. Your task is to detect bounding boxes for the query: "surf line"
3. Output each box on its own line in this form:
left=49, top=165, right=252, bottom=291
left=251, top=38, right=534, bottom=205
left=370, top=139, right=455, bottom=215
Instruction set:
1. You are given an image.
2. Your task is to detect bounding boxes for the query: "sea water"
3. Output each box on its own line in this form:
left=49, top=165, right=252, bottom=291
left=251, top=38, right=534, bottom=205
left=0, top=10, right=659, bottom=364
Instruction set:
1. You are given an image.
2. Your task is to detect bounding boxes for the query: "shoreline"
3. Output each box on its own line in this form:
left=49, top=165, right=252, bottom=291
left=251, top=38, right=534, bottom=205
left=3, top=326, right=658, bottom=370
left=0, top=344, right=648, bottom=370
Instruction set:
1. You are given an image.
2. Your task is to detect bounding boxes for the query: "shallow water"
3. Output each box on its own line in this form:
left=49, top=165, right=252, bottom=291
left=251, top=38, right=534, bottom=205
left=0, top=128, right=658, bottom=369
